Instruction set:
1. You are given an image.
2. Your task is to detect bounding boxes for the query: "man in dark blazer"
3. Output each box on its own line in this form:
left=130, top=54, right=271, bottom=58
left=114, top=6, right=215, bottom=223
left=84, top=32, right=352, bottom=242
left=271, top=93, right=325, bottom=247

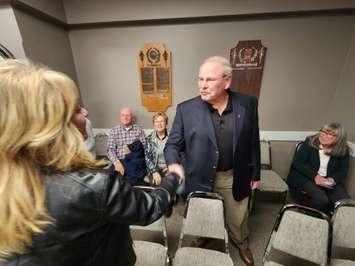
left=165, top=56, right=260, bottom=266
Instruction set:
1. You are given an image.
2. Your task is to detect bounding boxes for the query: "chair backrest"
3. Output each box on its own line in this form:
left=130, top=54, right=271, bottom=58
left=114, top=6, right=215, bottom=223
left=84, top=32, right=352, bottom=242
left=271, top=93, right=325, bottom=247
left=331, top=199, right=355, bottom=261
left=264, top=204, right=330, bottom=266
left=260, top=140, right=272, bottom=169
left=179, top=191, right=229, bottom=252
left=94, top=133, right=108, bottom=157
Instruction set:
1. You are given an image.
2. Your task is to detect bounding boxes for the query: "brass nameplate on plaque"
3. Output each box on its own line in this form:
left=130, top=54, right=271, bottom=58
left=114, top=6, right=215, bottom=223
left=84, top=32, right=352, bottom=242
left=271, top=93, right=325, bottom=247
left=138, top=44, right=172, bottom=112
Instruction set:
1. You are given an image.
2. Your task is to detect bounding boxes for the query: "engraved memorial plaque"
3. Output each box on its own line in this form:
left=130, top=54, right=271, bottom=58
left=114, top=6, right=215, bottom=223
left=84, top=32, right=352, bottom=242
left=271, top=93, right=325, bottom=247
left=141, top=68, right=154, bottom=93
left=157, top=68, right=169, bottom=92
left=230, top=40, right=266, bottom=98
left=138, top=44, right=172, bottom=112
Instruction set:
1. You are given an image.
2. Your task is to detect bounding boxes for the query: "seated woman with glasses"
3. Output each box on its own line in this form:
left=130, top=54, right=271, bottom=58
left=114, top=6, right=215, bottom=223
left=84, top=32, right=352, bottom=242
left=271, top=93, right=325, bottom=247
left=0, top=59, right=180, bottom=266
left=145, top=112, right=169, bottom=185
left=287, top=122, right=350, bottom=214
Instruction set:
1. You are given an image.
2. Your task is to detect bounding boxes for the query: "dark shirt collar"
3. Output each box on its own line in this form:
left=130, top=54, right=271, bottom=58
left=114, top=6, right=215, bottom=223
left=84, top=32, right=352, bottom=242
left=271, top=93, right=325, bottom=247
left=204, top=91, right=233, bottom=114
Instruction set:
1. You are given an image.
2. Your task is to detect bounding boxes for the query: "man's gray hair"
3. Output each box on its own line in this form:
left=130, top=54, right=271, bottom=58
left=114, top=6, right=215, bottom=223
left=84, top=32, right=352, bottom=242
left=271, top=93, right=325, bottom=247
left=202, top=56, right=233, bottom=76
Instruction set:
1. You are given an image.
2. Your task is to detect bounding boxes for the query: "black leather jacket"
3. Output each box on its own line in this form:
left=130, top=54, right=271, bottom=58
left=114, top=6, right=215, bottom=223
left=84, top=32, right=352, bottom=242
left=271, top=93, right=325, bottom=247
left=1, top=165, right=177, bottom=266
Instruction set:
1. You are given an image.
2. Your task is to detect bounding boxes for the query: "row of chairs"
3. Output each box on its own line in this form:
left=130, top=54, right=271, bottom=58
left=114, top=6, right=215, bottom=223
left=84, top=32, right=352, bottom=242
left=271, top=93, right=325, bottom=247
left=131, top=189, right=234, bottom=266
left=263, top=199, right=355, bottom=266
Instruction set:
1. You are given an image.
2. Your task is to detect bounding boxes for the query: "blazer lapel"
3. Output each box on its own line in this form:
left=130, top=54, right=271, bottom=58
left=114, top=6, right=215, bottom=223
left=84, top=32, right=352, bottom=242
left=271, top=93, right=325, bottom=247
left=232, top=94, right=245, bottom=156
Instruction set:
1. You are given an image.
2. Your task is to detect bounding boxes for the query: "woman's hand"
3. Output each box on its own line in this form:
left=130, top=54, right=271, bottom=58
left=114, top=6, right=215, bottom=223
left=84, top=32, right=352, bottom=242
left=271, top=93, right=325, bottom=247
left=314, top=174, right=328, bottom=186
left=152, top=172, right=162, bottom=185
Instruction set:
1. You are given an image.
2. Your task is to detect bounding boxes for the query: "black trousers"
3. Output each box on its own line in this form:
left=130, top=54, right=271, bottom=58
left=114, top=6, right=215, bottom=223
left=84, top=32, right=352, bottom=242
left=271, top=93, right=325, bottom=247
left=303, top=181, right=349, bottom=214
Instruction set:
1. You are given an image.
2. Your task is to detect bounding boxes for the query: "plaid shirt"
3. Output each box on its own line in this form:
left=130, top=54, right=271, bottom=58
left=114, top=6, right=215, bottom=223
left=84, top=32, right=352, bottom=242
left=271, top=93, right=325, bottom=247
left=107, top=124, right=146, bottom=164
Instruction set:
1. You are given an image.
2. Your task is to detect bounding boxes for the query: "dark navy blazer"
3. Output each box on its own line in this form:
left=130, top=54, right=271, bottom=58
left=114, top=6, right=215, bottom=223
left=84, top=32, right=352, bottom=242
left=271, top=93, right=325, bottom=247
left=164, top=91, right=260, bottom=201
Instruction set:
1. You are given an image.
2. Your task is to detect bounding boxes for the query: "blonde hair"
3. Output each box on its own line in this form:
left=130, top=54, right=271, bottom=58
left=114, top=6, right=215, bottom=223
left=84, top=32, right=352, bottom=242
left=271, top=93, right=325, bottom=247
left=0, top=59, right=105, bottom=258
left=152, top=112, right=168, bottom=124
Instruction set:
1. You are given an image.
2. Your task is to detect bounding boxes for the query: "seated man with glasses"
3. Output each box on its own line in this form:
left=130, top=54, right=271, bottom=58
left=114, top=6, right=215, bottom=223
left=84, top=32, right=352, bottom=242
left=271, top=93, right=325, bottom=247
left=287, top=122, right=350, bottom=214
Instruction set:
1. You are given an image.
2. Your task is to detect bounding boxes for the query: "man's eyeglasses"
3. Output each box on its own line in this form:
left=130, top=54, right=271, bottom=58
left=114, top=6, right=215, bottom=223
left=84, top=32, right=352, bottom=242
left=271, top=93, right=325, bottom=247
left=319, top=130, right=337, bottom=137
left=197, top=75, right=227, bottom=84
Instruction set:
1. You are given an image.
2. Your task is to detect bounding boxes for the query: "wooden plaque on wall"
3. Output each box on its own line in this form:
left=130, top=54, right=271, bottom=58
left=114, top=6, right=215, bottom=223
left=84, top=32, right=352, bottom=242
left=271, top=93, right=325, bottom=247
left=230, top=40, right=266, bottom=98
left=138, top=43, right=172, bottom=112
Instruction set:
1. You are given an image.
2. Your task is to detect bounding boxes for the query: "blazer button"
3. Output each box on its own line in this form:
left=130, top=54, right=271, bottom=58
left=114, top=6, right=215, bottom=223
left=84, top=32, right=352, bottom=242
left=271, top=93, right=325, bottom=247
left=213, top=166, right=216, bottom=169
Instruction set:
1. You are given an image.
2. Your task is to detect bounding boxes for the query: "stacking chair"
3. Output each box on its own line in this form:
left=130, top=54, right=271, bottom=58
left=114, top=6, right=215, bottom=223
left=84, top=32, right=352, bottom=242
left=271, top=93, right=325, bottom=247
left=94, top=132, right=109, bottom=158
left=250, top=140, right=288, bottom=211
left=330, top=199, right=355, bottom=266
left=263, top=204, right=330, bottom=266
left=130, top=186, right=169, bottom=266
left=258, top=140, right=288, bottom=196
left=173, top=191, right=234, bottom=266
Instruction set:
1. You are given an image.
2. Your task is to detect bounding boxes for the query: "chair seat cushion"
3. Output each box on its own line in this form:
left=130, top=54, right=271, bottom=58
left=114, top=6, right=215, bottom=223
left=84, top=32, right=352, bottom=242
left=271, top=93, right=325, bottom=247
left=133, top=240, right=167, bottom=266
left=259, top=170, right=288, bottom=192
left=173, top=247, right=234, bottom=266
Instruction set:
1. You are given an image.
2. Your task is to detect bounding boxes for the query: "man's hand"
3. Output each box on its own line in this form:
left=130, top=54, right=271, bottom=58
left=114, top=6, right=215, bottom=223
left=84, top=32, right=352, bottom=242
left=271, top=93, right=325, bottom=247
left=122, top=145, right=131, bottom=155
left=168, top=163, right=184, bottom=180
left=115, top=161, right=125, bottom=175
left=152, top=172, right=162, bottom=185
left=250, top=180, right=260, bottom=190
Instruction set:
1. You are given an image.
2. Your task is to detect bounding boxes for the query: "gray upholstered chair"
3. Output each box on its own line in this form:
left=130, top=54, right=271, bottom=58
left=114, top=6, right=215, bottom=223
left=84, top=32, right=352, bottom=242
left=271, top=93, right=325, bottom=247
left=173, top=191, right=234, bottom=266
left=130, top=186, right=169, bottom=266
left=94, top=132, right=109, bottom=158
left=263, top=204, right=330, bottom=266
left=259, top=140, right=288, bottom=194
left=330, top=199, right=355, bottom=266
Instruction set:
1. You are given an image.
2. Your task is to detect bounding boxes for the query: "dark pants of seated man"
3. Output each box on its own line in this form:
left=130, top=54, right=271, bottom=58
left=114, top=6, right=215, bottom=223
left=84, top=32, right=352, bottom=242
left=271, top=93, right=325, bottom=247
left=303, top=181, right=349, bottom=214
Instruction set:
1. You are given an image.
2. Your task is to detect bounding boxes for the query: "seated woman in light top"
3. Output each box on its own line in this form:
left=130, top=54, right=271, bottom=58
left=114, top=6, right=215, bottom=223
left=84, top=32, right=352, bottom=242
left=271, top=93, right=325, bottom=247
left=287, top=122, right=350, bottom=214
left=145, top=112, right=169, bottom=185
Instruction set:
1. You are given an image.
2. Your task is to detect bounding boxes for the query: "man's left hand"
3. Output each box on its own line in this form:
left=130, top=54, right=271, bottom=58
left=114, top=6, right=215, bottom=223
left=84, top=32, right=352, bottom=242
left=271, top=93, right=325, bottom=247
left=123, top=145, right=131, bottom=155
left=250, top=180, right=260, bottom=190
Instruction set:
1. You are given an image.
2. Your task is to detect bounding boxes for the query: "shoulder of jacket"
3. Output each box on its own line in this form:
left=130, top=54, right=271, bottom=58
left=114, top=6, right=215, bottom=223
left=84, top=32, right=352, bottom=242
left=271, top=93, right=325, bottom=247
left=44, top=166, right=113, bottom=195
left=177, top=96, right=204, bottom=111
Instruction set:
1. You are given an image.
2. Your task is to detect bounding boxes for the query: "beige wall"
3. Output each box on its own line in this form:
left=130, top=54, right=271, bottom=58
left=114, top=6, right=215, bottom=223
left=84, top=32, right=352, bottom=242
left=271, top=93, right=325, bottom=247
left=68, top=15, right=355, bottom=130
left=17, top=0, right=66, bottom=22
left=0, top=4, right=26, bottom=58
left=13, top=8, right=77, bottom=82
left=328, top=33, right=355, bottom=141
left=63, top=0, right=355, bottom=24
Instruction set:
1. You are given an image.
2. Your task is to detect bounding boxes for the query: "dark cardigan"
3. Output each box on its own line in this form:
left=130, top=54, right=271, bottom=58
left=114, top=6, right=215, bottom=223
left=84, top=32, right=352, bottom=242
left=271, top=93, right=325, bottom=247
left=287, top=140, right=349, bottom=191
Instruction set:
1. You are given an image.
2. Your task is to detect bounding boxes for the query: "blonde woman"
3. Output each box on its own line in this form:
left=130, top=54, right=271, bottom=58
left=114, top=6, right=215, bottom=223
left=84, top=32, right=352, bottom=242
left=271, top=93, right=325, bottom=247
left=145, top=112, right=169, bottom=185
left=0, top=60, right=179, bottom=266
